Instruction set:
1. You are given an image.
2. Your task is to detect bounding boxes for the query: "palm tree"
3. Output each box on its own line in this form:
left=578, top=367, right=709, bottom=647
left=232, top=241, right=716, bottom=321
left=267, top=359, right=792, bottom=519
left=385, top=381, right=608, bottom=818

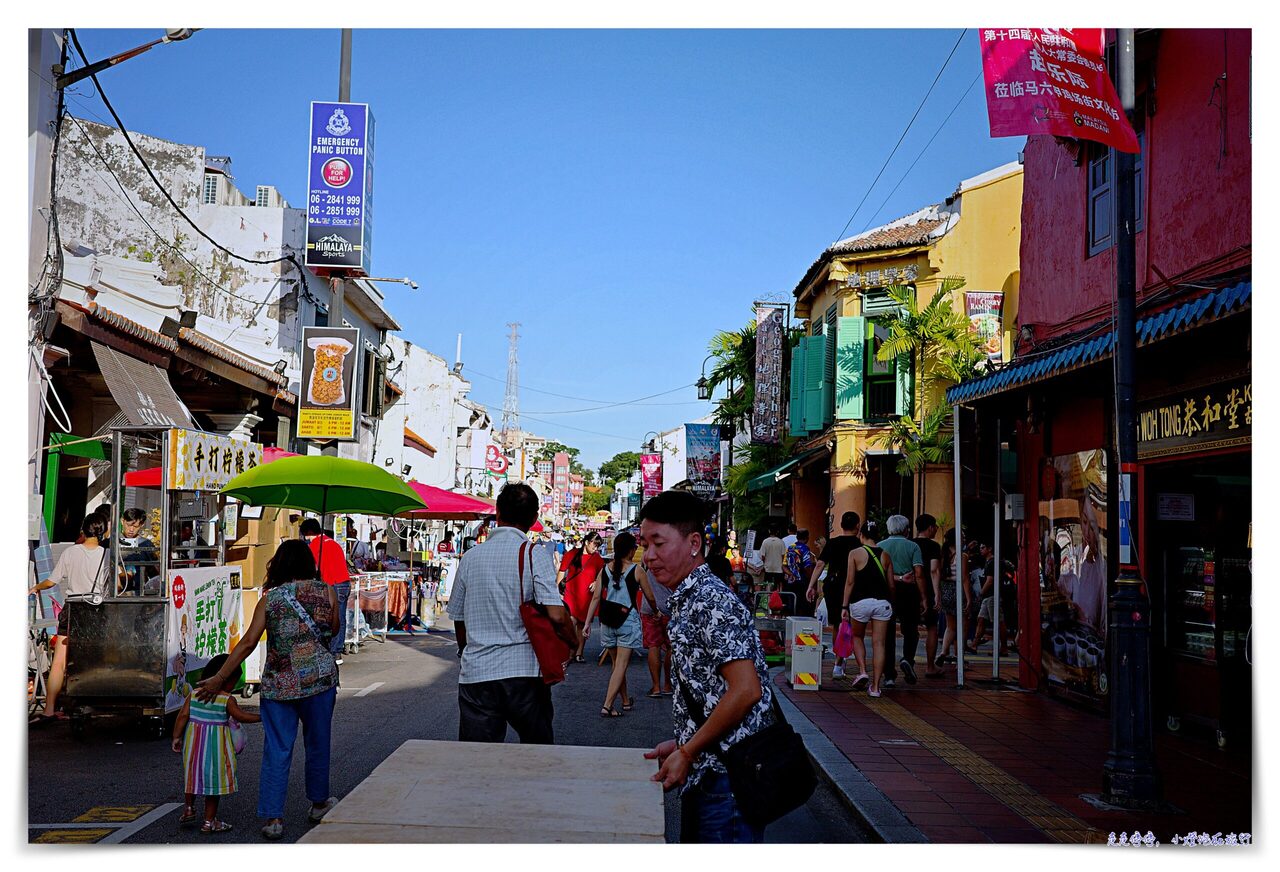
left=704, top=322, right=756, bottom=432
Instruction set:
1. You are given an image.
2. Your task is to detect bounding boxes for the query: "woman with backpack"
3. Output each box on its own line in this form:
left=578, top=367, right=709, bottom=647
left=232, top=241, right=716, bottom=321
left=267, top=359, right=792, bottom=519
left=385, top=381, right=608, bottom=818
left=557, top=532, right=605, bottom=663
left=583, top=531, right=658, bottom=717
left=841, top=519, right=897, bottom=698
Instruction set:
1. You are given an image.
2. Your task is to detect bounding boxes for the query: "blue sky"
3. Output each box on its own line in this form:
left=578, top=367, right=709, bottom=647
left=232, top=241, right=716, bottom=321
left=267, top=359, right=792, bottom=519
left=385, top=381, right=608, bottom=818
left=68, top=28, right=1021, bottom=471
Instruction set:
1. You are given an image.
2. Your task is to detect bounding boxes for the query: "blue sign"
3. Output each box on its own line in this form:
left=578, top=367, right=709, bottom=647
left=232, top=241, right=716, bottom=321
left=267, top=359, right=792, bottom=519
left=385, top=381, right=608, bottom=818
left=306, top=101, right=374, bottom=275
left=685, top=423, right=723, bottom=497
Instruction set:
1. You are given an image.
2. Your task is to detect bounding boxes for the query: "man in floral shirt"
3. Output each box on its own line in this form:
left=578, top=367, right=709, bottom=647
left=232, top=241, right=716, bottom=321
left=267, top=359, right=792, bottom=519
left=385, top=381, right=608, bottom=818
left=640, top=490, right=773, bottom=843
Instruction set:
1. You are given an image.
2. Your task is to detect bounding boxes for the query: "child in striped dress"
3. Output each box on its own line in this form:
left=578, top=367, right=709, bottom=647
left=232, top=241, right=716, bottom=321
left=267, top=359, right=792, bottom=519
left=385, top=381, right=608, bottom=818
left=172, top=654, right=260, bottom=834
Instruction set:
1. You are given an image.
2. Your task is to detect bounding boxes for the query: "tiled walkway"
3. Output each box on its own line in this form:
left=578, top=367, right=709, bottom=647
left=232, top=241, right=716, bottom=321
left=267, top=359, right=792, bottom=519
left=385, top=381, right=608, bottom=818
left=779, top=659, right=1252, bottom=844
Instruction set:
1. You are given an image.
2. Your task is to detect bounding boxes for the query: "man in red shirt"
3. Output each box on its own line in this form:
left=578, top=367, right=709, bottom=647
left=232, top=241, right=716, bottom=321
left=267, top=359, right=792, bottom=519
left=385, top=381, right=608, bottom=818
left=300, top=519, right=351, bottom=664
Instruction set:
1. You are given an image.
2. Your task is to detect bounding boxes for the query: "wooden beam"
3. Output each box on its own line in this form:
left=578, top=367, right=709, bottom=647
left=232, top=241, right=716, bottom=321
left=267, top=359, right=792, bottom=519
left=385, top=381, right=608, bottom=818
left=55, top=303, right=172, bottom=368
left=173, top=346, right=277, bottom=397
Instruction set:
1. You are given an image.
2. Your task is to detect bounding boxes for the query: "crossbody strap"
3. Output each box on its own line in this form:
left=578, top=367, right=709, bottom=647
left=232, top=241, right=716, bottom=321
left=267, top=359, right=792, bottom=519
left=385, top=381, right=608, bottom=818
left=517, top=541, right=533, bottom=603
left=281, top=585, right=325, bottom=643
left=676, top=668, right=785, bottom=756
left=863, top=546, right=887, bottom=582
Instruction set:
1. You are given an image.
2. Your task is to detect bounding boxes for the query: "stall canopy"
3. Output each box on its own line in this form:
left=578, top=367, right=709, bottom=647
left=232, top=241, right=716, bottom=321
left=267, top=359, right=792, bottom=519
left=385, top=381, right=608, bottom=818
left=744, top=448, right=827, bottom=493
left=405, top=482, right=495, bottom=521
left=221, top=455, right=427, bottom=517
left=123, top=445, right=298, bottom=488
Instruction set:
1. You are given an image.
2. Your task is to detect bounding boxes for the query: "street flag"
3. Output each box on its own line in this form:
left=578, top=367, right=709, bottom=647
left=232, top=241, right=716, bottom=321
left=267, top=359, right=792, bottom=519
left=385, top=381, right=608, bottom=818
left=980, top=28, right=1139, bottom=153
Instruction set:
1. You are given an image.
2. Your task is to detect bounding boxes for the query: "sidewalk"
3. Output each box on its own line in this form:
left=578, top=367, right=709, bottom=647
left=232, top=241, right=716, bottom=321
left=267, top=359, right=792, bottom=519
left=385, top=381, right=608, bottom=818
left=777, top=656, right=1252, bottom=845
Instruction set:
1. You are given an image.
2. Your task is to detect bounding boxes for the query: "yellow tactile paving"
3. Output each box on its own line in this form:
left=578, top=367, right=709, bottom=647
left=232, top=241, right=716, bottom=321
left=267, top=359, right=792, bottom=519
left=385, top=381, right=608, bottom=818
left=31, top=828, right=115, bottom=844
left=73, top=805, right=155, bottom=823
left=853, top=693, right=1104, bottom=844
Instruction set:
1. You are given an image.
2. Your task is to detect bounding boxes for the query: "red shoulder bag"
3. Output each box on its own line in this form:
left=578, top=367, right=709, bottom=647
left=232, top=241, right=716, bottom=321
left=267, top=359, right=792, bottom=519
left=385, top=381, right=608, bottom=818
left=518, top=542, right=570, bottom=685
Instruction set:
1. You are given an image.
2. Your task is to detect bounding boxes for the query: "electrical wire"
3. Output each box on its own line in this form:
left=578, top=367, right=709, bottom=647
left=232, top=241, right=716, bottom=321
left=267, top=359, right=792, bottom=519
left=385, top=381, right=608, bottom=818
left=465, top=366, right=696, bottom=406
left=518, top=414, right=649, bottom=443
left=832, top=28, right=969, bottom=244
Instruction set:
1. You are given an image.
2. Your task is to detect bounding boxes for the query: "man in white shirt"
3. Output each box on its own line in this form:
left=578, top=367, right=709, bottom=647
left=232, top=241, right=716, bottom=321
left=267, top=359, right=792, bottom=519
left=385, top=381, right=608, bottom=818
left=758, top=525, right=787, bottom=591
left=448, top=484, right=578, bottom=743
left=782, top=523, right=798, bottom=551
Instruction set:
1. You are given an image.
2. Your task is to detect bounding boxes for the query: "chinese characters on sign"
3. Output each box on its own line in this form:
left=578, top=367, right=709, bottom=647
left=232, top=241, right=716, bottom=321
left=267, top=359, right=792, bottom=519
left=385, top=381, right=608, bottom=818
left=298, top=326, right=361, bottom=441
left=305, top=102, right=375, bottom=274
left=167, top=429, right=263, bottom=491
left=165, top=566, right=243, bottom=713
left=964, top=291, right=1004, bottom=365
left=685, top=424, right=722, bottom=500
left=640, top=453, right=663, bottom=505
left=752, top=304, right=786, bottom=444
left=842, top=264, right=918, bottom=290
left=980, top=28, right=1139, bottom=153
left=1137, top=379, right=1251, bottom=458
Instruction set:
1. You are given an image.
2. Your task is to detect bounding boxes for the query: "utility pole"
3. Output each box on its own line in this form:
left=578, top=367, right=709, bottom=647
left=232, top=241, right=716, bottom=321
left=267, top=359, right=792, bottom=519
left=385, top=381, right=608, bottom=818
left=329, top=28, right=353, bottom=328
left=1102, top=28, right=1161, bottom=809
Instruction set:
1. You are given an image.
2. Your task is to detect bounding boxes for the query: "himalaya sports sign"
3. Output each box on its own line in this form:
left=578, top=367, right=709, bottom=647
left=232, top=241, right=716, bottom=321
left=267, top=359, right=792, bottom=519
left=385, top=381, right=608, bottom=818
left=306, top=102, right=375, bottom=275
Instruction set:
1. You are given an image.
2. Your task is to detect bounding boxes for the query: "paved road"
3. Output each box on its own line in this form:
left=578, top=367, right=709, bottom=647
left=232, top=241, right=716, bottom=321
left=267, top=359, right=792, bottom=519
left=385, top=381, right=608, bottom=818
left=28, top=618, right=869, bottom=844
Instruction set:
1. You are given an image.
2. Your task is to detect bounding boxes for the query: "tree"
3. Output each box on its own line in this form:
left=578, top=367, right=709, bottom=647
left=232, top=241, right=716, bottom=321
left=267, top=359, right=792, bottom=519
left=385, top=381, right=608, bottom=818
left=580, top=487, right=610, bottom=515
left=598, top=451, right=640, bottom=488
left=704, top=322, right=756, bottom=432
left=535, top=441, right=580, bottom=463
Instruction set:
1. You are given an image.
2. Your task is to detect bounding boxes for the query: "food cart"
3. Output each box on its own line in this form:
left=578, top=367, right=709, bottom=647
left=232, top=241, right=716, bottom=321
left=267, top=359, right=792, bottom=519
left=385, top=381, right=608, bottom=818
left=61, top=425, right=262, bottom=737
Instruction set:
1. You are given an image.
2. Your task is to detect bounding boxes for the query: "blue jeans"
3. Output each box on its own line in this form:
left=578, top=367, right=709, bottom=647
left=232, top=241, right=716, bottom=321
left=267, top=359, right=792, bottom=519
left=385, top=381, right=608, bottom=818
left=680, top=770, right=765, bottom=843
left=257, top=688, right=337, bottom=819
left=330, top=582, right=351, bottom=654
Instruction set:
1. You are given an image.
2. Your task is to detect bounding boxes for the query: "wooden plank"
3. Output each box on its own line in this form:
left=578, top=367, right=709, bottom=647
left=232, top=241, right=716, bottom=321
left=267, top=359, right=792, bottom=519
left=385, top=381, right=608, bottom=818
left=299, top=824, right=663, bottom=844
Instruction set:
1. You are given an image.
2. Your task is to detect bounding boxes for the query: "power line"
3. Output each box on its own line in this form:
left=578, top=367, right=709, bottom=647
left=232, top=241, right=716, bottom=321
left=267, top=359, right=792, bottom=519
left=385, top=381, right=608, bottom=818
left=831, top=28, right=969, bottom=244
left=466, top=366, right=696, bottom=406
left=519, top=413, right=647, bottom=443
left=859, top=71, right=984, bottom=233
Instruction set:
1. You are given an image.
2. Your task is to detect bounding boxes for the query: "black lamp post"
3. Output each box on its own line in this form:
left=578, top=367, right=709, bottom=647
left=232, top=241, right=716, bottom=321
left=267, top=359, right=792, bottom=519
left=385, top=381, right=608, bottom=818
left=55, top=29, right=199, bottom=90
left=697, top=354, right=716, bottom=401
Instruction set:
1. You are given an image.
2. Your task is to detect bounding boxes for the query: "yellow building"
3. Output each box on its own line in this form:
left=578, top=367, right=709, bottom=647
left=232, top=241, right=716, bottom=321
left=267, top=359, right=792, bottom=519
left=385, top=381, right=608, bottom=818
left=764, top=162, right=1022, bottom=538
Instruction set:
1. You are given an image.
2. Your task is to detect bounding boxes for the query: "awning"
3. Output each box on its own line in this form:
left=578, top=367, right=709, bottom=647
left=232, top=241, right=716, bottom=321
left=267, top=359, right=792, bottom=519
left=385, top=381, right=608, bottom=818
left=745, top=448, right=827, bottom=493
left=404, top=482, right=496, bottom=520
left=124, top=446, right=298, bottom=488
left=92, top=340, right=196, bottom=429
left=947, top=281, right=1251, bottom=406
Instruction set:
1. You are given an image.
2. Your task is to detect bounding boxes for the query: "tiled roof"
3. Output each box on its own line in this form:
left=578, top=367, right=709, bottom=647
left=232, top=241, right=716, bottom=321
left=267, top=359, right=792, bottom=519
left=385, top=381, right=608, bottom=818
left=830, top=217, right=947, bottom=254
left=178, top=327, right=287, bottom=387
left=947, top=281, right=1252, bottom=405
left=86, top=303, right=179, bottom=351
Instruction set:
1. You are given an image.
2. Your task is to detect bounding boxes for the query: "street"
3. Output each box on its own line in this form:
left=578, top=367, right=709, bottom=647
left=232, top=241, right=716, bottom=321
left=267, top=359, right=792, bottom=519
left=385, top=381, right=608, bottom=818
left=28, top=619, right=870, bottom=844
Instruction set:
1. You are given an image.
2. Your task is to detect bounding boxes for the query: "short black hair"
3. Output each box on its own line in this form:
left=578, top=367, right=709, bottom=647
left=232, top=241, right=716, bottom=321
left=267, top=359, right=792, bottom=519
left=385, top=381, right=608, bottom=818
left=916, top=513, right=937, bottom=534
left=265, top=539, right=318, bottom=588
left=122, top=507, right=147, bottom=523
left=840, top=511, right=860, bottom=532
left=706, top=553, right=733, bottom=584
left=201, top=653, right=230, bottom=682
left=299, top=518, right=322, bottom=536
left=82, top=512, right=108, bottom=540
left=636, top=490, right=708, bottom=540
left=797, top=529, right=810, bottom=542
left=496, top=483, right=540, bottom=530
left=788, top=523, right=797, bottom=533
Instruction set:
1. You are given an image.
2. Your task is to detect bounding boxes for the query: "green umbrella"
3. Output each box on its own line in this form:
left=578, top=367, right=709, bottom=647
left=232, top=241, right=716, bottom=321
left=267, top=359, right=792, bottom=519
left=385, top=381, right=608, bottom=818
left=220, top=455, right=428, bottom=517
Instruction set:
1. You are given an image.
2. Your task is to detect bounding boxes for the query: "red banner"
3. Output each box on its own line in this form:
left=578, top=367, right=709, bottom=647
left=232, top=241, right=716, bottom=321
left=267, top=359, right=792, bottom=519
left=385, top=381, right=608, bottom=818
left=981, top=28, right=1139, bottom=153
left=640, top=453, right=663, bottom=504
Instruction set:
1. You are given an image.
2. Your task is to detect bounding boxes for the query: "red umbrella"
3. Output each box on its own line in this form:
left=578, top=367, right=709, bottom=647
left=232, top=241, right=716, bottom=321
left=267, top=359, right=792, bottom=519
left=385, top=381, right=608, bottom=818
left=530, top=519, right=545, bottom=532
left=404, top=481, right=497, bottom=520
left=123, top=445, right=298, bottom=487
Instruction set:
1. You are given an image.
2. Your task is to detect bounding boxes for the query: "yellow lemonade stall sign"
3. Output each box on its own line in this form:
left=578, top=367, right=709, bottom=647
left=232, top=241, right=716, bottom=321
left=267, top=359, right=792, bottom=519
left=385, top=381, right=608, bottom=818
left=168, top=429, right=264, bottom=491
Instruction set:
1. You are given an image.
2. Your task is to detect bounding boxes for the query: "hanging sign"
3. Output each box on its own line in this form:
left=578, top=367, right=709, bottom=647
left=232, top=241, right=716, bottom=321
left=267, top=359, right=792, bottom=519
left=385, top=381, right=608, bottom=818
left=168, top=429, right=263, bottom=491
left=306, top=101, right=375, bottom=274
left=752, top=304, right=786, bottom=444
left=640, top=453, right=663, bottom=503
left=485, top=444, right=510, bottom=475
left=298, top=326, right=361, bottom=440
left=964, top=292, right=1005, bottom=364
left=685, top=423, right=722, bottom=499
left=980, top=28, right=1139, bottom=153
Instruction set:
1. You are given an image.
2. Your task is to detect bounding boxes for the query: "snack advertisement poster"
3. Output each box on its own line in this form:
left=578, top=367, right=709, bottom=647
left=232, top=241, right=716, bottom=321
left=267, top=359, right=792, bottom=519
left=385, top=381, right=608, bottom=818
left=964, top=291, right=1004, bottom=364
left=298, top=325, right=361, bottom=440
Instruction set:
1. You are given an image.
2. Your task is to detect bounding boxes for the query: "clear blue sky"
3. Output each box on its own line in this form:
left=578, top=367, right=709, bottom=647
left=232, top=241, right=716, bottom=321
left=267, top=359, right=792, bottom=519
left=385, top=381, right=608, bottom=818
left=69, top=28, right=1021, bottom=471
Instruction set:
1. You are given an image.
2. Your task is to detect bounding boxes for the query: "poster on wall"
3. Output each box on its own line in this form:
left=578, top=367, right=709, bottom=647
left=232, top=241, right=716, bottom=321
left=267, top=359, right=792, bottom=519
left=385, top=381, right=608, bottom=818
left=640, top=453, right=663, bottom=504
left=165, top=566, right=243, bottom=713
left=752, top=304, right=786, bottom=444
left=298, top=326, right=361, bottom=441
left=685, top=423, right=722, bottom=500
left=1038, top=449, right=1108, bottom=698
left=964, top=292, right=1004, bottom=365
left=305, top=101, right=375, bottom=274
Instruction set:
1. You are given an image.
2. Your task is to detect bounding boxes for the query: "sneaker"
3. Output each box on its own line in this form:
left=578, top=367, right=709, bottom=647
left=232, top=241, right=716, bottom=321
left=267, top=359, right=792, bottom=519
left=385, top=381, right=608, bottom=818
left=851, top=673, right=870, bottom=690
left=307, top=797, right=339, bottom=824
left=261, top=821, right=285, bottom=840
left=335, top=658, right=344, bottom=666
left=868, top=688, right=882, bottom=698
left=882, top=678, right=896, bottom=689
left=832, top=664, right=845, bottom=679
left=900, top=658, right=917, bottom=684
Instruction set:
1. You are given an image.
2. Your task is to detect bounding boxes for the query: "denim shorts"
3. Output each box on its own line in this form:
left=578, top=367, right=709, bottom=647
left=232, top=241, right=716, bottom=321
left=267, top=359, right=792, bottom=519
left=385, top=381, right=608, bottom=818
left=849, top=598, right=893, bottom=623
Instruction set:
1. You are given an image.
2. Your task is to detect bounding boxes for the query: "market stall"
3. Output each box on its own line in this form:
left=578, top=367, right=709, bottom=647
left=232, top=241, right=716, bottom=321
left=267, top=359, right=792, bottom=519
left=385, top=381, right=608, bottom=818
left=403, top=481, right=496, bottom=615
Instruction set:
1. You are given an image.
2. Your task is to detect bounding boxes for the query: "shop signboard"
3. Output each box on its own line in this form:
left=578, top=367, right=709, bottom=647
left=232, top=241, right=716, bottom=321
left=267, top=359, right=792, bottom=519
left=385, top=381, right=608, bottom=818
left=165, top=565, right=243, bottom=713
left=752, top=304, right=786, bottom=444
left=298, top=326, right=361, bottom=440
left=485, top=444, right=510, bottom=476
left=685, top=423, right=722, bottom=499
left=1137, top=378, right=1251, bottom=459
left=980, top=28, right=1139, bottom=153
left=640, top=453, right=663, bottom=503
left=305, top=101, right=374, bottom=274
left=964, top=291, right=1004, bottom=365
left=1038, top=449, right=1108, bottom=698
left=167, top=429, right=264, bottom=491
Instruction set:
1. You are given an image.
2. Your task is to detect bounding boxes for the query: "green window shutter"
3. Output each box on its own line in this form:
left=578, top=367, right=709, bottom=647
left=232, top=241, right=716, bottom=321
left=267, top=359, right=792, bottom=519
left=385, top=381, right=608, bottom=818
left=895, top=352, right=913, bottom=417
left=788, top=342, right=807, bottom=436
left=803, top=335, right=826, bottom=432
left=836, top=316, right=865, bottom=420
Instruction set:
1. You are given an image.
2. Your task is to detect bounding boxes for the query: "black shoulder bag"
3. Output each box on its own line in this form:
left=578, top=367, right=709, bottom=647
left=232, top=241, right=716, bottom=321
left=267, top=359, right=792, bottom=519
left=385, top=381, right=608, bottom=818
left=678, top=676, right=817, bottom=828
left=597, top=566, right=634, bottom=630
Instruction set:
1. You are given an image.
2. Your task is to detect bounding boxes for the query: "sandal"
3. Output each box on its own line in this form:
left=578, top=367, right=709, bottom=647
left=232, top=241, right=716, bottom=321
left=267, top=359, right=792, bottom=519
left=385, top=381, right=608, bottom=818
left=621, top=697, right=635, bottom=711
left=261, top=820, right=285, bottom=840
left=574, top=654, right=586, bottom=663
left=200, top=820, right=233, bottom=835
left=647, top=690, right=663, bottom=699
left=600, top=706, right=621, bottom=718
left=178, top=806, right=199, bottom=826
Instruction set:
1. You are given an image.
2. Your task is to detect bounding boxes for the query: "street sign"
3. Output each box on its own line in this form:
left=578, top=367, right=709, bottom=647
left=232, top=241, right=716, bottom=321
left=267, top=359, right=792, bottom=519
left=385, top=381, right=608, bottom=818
left=306, top=102, right=375, bottom=275
left=297, top=326, right=361, bottom=441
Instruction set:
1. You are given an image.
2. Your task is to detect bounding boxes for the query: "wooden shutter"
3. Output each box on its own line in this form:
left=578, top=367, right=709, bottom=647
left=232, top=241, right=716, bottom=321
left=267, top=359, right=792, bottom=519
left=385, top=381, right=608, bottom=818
left=836, top=316, right=865, bottom=420
left=894, top=351, right=913, bottom=417
left=788, top=342, right=807, bottom=436
left=803, top=335, right=827, bottom=432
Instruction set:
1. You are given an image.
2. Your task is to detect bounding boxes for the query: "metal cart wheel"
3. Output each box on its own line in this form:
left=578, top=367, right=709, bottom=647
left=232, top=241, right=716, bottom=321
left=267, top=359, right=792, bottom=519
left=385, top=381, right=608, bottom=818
left=240, top=684, right=255, bottom=699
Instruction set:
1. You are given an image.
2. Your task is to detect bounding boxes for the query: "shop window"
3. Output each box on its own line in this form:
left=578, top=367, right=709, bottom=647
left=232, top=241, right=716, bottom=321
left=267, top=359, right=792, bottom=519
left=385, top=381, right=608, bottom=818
left=865, top=321, right=898, bottom=420
left=202, top=174, right=219, bottom=205
left=1087, top=125, right=1146, bottom=258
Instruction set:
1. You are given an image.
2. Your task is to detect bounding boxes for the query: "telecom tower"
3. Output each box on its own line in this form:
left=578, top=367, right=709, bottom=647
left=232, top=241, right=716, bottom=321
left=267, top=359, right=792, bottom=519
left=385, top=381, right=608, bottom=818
left=501, top=322, right=521, bottom=448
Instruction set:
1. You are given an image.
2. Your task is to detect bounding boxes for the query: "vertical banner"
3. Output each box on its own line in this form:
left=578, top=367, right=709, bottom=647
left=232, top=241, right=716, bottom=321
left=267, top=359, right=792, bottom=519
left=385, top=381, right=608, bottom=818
left=685, top=423, right=722, bottom=500
left=306, top=101, right=375, bottom=274
left=165, top=566, right=243, bottom=713
left=640, top=453, right=663, bottom=503
left=980, top=28, right=1139, bottom=153
left=964, top=291, right=1005, bottom=365
left=752, top=304, right=786, bottom=444
left=298, top=326, right=361, bottom=440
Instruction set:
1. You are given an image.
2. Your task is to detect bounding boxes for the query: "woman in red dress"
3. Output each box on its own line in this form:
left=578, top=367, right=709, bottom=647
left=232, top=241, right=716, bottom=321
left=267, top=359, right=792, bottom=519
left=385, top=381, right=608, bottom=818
left=558, top=532, right=604, bottom=663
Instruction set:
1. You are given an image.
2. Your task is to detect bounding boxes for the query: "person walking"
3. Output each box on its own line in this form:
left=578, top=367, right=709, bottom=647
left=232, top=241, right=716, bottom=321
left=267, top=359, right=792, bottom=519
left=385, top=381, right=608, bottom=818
left=783, top=529, right=816, bottom=618
left=640, top=551, right=675, bottom=698
left=196, top=540, right=340, bottom=841
left=300, top=519, right=351, bottom=665
left=446, top=483, right=579, bottom=744
left=912, top=514, right=945, bottom=679
left=758, top=524, right=786, bottom=593
left=557, top=531, right=605, bottom=663
left=937, top=529, right=971, bottom=666
left=842, top=520, right=896, bottom=697
left=877, top=515, right=925, bottom=686
left=808, top=511, right=861, bottom=678
left=782, top=523, right=798, bottom=552
left=639, top=491, right=774, bottom=843
left=583, top=532, right=658, bottom=717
